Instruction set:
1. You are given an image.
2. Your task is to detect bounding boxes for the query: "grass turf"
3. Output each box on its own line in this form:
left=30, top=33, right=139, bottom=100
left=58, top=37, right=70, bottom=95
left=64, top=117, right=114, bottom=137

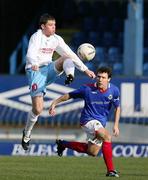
left=0, top=156, right=147, bottom=180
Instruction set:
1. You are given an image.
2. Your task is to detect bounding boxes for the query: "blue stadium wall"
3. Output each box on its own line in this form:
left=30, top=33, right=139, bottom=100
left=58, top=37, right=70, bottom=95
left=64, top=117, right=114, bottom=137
left=0, top=75, right=148, bottom=125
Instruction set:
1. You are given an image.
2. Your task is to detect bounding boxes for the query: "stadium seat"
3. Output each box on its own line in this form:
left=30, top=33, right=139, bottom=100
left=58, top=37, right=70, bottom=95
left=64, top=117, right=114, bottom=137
left=96, top=16, right=109, bottom=32
left=77, top=0, right=92, bottom=17
left=82, top=17, right=94, bottom=32
left=143, top=47, right=148, bottom=62
left=112, top=62, right=123, bottom=75
left=144, top=18, right=148, bottom=34
left=87, top=31, right=102, bottom=46
left=144, top=32, right=148, bottom=47
left=120, top=1, right=128, bottom=19
left=91, top=1, right=106, bottom=18
left=94, top=47, right=106, bottom=62
left=143, top=62, right=148, bottom=76
left=106, top=1, right=121, bottom=19
left=111, top=18, right=123, bottom=33
left=62, top=0, right=78, bottom=21
left=97, top=62, right=109, bottom=69
left=102, top=31, right=115, bottom=47
left=108, top=47, right=121, bottom=63
left=70, top=32, right=86, bottom=47
left=116, top=32, right=124, bottom=49
left=144, top=1, right=148, bottom=18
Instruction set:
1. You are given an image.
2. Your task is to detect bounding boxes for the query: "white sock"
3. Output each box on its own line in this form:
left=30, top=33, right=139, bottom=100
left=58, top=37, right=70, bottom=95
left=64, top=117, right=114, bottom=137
left=24, top=111, right=39, bottom=138
left=63, top=58, right=75, bottom=77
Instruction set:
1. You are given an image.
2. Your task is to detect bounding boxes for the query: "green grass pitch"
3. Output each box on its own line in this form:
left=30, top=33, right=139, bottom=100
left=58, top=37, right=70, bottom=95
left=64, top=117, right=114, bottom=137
left=0, top=156, right=147, bottom=180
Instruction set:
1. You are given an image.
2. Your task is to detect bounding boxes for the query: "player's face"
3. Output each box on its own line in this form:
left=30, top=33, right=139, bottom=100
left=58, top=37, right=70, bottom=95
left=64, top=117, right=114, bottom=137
left=96, top=72, right=110, bottom=90
left=41, top=20, right=56, bottom=37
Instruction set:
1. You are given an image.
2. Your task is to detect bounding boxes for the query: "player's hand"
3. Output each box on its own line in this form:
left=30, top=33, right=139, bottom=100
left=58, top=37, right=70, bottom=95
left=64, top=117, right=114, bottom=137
left=32, top=65, right=39, bottom=71
left=49, top=104, right=56, bottom=116
left=113, top=125, right=119, bottom=137
left=84, top=69, right=96, bottom=79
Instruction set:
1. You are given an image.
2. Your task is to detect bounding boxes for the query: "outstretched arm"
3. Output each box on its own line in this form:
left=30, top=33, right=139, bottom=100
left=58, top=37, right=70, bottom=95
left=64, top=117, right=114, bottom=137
left=112, top=106, right=120, bottom=137
left=55, top=36, right=96, bottom=79
left=84, top=69, right=96, bottom=79
left=49, top=93, right=71, bottom=116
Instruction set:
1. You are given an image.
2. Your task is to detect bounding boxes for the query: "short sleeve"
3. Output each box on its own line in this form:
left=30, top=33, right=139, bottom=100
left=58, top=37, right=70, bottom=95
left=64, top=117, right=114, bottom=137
left=69, top=85, right=86, bottom=99
left=113, top=87, right=120, bottom=107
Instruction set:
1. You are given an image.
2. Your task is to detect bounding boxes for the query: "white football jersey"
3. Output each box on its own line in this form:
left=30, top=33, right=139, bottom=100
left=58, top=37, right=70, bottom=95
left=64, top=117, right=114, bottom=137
left=25, top=29, right=88, bottom=72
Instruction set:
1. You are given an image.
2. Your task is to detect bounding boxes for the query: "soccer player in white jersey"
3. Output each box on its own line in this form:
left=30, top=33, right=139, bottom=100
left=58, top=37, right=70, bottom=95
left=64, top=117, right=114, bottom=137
left=49, top=66, right=120, bottom=177
left=21, top=13, right=96, bottom=151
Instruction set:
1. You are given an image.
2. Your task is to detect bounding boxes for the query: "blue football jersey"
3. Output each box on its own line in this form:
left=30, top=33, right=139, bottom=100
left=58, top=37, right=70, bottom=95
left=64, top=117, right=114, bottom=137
left=69, top=83, right=120, bottom=127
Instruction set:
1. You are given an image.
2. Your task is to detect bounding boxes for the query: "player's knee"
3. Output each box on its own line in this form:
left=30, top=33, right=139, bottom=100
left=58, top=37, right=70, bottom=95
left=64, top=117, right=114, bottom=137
left=87, top=147, right=100, bottom=157
left=33, top=107, right=43, bottom=115
left=55, top=56, right=67, bottom=71
left=104, top=134, right=112, bottom=142
left=57, top=56, right=68, bottom=64
left=92, top=151, right=99, bottom=157
left=88, top=150, right=99, bottom=157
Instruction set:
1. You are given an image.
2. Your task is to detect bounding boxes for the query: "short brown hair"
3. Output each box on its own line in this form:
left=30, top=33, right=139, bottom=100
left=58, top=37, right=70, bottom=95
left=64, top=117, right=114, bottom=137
left=96, top=66, right=112, bottom=78
left=39, top=13, right=55, bottom=28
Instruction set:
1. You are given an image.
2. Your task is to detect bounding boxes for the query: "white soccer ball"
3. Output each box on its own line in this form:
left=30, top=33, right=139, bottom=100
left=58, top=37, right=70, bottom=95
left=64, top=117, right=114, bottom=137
left=77, top=43, right=96, bottom=61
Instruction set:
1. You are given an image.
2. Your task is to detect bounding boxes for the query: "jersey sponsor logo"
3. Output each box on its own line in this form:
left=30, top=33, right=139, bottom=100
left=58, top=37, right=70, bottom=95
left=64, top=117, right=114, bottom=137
left=91, top=101, right=104, bottom=105
left=91, top=101, right=110, bottom=105
left=108, top=94, right=113, bottom=100
left=32, top=83, right=38, bottom=91
left=39, top=48, right=54, bottom=54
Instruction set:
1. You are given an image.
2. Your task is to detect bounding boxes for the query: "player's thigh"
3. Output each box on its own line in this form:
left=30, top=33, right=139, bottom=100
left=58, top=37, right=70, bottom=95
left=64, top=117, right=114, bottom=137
left=26, top=68, right=47, bottom=96
left=87, top=141, right=101, bottom=156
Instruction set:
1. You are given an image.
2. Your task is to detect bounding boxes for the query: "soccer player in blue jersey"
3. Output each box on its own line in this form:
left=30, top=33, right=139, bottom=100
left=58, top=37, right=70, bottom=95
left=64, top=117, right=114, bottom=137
left=49, top=66, right=120, bottom=177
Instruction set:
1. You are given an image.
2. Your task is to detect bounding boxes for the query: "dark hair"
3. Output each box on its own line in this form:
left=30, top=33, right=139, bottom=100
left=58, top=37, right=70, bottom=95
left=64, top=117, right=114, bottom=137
left=39, top=13, right=55, bottom=28
left=96, top=66, right=112, bottom=78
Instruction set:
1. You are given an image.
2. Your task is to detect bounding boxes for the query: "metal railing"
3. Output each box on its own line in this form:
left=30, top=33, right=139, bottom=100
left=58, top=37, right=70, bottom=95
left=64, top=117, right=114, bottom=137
left=9, top=35, right=29, bottom=74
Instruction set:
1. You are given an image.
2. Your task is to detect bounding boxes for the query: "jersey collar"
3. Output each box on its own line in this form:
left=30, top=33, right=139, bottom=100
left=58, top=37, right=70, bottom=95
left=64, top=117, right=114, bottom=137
left=94, top=82, right=110, bottom=93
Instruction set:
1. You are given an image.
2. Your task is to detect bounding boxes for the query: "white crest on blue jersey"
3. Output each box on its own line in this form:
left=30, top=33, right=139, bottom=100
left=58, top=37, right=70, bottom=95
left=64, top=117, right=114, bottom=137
left=108, top=94, right=113, bottom=100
